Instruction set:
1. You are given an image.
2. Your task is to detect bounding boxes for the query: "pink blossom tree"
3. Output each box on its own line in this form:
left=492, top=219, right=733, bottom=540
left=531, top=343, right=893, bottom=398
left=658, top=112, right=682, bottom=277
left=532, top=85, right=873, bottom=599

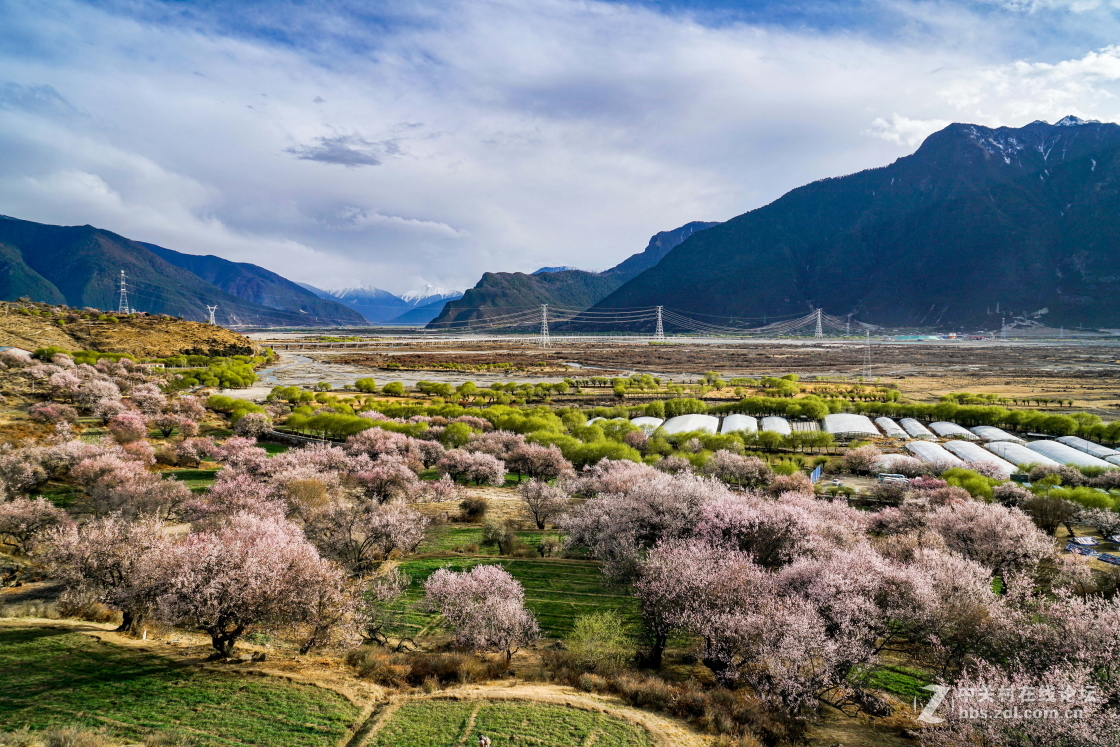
left=0, top=348, right=32, bottom=367
left=0, top=497, right=72, bottom=554
left=700, top=451, right=773, bottom=488
left=560, top=471, right=727, bottom=580
left=0, top=446, right=49, bottom=499
left=418, top=474, right=464, bottom=503
left=76, top=379, right=122, bottom=412
left=425, top=564, right=539, bottom=661
left=28, top=402, right=78, bottom=425
left=175, top=436, right=219, bottom=467
left=518, top=479, right=569, bottom=529
left=926, top=501, right=1053, bottom=589
left=48, top=370, right=82, bottom=400
left=233, top=412, right=272, bottom=437
left=129, top=383, right=167, bottom=414
left=842, top=445, right=882, bottom=475
left=36, top=515, right=168, bottom=632
left=353, top=456, right=422, bottom=503
left=303, top=501, right=429, bottom=574
left=108, top=411, right=149, bottom=444
left=464, top=430, right=527, bottom=461
left=506, top=444, right=571, bottom=482
left=153, top=512, right=351, bottom=657
left=437, top=449, right=505, bottom=485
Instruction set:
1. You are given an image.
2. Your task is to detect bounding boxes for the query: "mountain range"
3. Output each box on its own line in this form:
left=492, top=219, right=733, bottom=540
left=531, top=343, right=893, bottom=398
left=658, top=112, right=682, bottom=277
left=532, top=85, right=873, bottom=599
left=297, top=283, right=464, bottom=324
left=428, top=221, right=718, bottom=328
left=0, top=217, right=363, bottom=326
left=577, top=116, right=1120, bottom=331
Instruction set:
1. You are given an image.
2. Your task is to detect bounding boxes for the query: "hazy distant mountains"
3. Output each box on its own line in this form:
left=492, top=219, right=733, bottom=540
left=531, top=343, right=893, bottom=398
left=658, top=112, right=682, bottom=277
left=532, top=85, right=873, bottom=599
left=0, top=217, right=363, bottom=326
left=581, top=116, right=1120, bottom=330
left=428, top=221, right=718, bottom=328
left=298, top=283, right=464, bottom=324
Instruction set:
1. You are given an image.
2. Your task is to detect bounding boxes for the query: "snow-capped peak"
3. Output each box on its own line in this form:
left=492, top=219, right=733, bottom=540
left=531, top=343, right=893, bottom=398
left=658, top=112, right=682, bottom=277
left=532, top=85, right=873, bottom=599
left=400, top=284, right=461, bottom=303
left=322, top=283, right=397, bottom=300
left=1055, top=115, right=1100, bottom=126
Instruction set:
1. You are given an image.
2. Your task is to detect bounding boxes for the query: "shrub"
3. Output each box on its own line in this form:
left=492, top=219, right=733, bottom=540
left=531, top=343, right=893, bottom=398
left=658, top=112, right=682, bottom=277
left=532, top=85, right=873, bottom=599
left=566, top=611, right=631, bottom=674
left=345, top=646, right=505, bottom=687
left=459, top=495, right=489, bottom=521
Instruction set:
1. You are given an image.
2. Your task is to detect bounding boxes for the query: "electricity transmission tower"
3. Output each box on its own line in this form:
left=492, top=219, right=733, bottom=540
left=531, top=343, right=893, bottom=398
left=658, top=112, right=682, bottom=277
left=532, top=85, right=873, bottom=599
left=539, top=304, right=550, bottom=347
left=814, top=308, right=824, bottom=338
left=206, top=305, right=218, bottom=325
left=117, top=271, right=130, bottom=315
left=655, top=306, right=664, bottom=340
left=864, top=330, right=872, bottom=379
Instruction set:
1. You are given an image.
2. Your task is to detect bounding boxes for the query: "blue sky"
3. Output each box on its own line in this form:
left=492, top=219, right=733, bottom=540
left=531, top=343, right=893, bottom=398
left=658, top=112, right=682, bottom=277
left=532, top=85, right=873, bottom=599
left=2, top=0, right=1120, bottom=293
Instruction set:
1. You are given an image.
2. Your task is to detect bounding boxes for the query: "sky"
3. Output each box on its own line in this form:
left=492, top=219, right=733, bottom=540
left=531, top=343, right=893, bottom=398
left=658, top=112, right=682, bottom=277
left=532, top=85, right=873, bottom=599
left=3, top=0, right=1120, bottom=295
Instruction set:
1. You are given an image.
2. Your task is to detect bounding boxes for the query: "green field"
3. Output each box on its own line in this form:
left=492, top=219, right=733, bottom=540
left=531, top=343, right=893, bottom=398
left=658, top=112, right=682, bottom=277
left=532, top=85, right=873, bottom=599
left=371, top=699, right=652, bottom=747
left=165, top=469, right=219, bottom=493
left=390, top=557, right=638, bottom=638
left=418, top=526, right=564, bottom=555
left=0, top=626, right=360, bottom=747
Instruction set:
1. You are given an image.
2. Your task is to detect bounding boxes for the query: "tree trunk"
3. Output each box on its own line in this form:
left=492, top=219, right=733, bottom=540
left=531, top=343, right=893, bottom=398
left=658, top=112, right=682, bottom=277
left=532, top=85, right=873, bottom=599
left=209, top=627, right=244, bottom=659
left=644, top=634, right=667, bottom=669
left=115, top=610, right=140, bottom=634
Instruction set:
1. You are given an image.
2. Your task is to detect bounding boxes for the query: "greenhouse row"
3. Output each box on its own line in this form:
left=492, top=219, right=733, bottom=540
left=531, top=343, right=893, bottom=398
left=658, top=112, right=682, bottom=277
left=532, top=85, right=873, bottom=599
left=586, top=412, right=1120, bottom=471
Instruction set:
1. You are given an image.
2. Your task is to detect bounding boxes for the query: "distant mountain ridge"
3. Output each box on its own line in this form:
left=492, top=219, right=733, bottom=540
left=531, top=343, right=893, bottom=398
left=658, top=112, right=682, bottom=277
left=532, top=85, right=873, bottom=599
left=298, top=282, right=464, bottom=324
left=428, top=221, right=718, bottom=328
left=0, top=217, right=361, bottom=326
left=580, top=117, right=1120, bottom=330
left=141, top=243, right=365, bottom=325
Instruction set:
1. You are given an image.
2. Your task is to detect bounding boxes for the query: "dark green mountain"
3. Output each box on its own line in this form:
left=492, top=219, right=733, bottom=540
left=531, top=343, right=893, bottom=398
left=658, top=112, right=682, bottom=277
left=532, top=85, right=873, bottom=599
left=428, top=221, right=717, bottom=328
left=0, top=217, right=361, bottom=326
left=583, top=117, right=1120, bottom=331
left=141, top=243, right=365, bottom=325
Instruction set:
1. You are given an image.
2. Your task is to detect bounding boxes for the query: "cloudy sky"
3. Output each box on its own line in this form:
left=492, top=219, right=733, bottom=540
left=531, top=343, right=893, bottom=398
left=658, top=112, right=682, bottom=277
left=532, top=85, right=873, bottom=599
left=3, top=0, right=1120, bottom=294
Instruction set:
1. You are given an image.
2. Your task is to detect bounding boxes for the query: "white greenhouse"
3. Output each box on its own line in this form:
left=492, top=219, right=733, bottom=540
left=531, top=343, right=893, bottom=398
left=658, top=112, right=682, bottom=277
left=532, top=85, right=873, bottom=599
left=942, top=441, right=1018, bottom=478
left=720, top=414, right=758, bottom=435
left=899, top=418, right=937, bottom=440
left=970, top=426, right=1025, bottom=444
left=822, top=413, right=880, bottom=438
left=905, top=441, right=965, bottom=467
left=929, top=422, right=979, bottom=440
left=1025, top=440, right=1115, bottom=469
left=985, top=441, right=1060, bottom=468
left=662, top=414, right=720, bottom=435
left=874, top=417, right=909, bottom=438
left=1055, top=436, right=1120, bottom=460
left=630, top=416, right=665, bottom=432
left=760, top=416, right=792, bottom=436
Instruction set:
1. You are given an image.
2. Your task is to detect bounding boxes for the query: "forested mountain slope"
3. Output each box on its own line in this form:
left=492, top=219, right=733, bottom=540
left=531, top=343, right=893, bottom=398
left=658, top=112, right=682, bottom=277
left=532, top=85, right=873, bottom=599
left=0, top=217, right=361, bottom=326
left=584, top=117, right=1120, bottom=330
left=428, top=221, right=717, bottom=328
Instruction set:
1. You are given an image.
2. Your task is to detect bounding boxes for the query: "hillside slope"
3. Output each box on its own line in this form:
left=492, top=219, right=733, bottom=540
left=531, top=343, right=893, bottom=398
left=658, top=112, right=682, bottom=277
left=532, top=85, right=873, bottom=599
left=428, top=221, right=717, bottom=328
left=141, top=243, right=365, bottom=325
left=0, top=301, right=258, bottom=357
left=584, top=117, right=1120, bottom=330
left=0, top=217, right=358, bottom=326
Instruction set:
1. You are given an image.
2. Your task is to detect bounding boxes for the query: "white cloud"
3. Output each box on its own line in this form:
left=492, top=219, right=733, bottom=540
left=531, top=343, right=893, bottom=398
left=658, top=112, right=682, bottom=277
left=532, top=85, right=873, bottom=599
left=2, top=0, right=1120, bottom=293
left=868, top=114, right=954, bottom=146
